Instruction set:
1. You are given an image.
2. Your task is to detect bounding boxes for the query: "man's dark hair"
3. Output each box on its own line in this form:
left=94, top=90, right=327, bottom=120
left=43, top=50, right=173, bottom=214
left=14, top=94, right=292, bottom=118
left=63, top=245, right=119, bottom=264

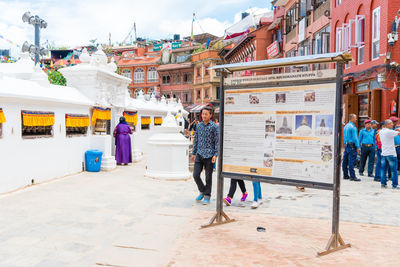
left=201, top=106, right=213, bottom=115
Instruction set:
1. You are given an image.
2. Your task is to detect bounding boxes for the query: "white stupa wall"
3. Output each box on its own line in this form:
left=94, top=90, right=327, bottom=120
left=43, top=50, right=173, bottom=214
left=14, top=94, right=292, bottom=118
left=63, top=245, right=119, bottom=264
left=0, top=97, right=92, bottom=194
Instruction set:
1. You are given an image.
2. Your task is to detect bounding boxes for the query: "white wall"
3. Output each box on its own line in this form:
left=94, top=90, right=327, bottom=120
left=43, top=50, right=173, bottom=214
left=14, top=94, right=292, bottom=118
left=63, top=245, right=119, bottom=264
left=0, top=100, right=91, bottom=194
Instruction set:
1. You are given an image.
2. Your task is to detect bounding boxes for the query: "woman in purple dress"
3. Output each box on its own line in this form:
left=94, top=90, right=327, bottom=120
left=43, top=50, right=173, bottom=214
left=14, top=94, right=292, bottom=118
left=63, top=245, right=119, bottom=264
left=113, top=117, right=133, bottom=165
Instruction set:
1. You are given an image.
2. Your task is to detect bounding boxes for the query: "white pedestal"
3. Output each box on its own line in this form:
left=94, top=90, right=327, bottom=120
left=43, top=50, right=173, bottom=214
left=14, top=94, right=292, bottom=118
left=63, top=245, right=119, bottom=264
left=91, top=134, right=116, bottom=171
left=145, top=127, right=191, bottom=180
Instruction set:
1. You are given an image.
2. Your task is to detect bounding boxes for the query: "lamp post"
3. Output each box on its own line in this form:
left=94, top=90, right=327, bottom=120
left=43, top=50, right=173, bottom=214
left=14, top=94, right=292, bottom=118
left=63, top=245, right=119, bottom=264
left=22, top=11, right=47, bottom=65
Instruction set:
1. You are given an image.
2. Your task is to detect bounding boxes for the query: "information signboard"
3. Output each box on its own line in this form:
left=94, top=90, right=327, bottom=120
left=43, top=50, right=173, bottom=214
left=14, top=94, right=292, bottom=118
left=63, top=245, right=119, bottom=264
left=222, top=71, right=337, bottom=185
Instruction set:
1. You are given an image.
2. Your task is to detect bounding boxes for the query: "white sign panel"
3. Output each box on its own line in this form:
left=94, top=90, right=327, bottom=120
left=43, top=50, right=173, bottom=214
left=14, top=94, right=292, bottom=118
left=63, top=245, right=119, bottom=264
left=298, top=18, right=306, bottom=43
left=223, top=81, right=337, bottom=184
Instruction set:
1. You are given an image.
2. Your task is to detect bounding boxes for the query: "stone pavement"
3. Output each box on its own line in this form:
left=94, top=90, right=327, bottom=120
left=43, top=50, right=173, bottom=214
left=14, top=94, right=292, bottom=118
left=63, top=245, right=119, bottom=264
left=0, top=159, right=399, bottom=266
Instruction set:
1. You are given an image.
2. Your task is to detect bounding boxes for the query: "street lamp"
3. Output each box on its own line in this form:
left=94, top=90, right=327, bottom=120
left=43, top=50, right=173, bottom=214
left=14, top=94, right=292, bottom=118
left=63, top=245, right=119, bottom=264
left=22, top=11, right=47, bottom=65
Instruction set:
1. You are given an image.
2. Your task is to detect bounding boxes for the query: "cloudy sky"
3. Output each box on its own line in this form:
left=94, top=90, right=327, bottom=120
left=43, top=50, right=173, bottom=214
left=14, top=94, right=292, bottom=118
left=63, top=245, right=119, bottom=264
left=0, top=0, right=271, bottom=51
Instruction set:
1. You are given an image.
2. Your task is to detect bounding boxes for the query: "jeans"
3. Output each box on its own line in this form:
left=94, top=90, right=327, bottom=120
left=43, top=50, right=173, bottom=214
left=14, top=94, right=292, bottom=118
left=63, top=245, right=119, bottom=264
left=396, top=146, right=400, bottom=171
left=375, top=149, right=382, bottom=180
left=252, top=181, right=262, bottom=202
left=193, top=155, right=213, bottom=196
left=342, top=144, right=357, bottom=178
left=381, top=155, right=398, bottom=187
left=227, top=179, right=246, bottom=198
left=359, top=144, right=375, bottom=175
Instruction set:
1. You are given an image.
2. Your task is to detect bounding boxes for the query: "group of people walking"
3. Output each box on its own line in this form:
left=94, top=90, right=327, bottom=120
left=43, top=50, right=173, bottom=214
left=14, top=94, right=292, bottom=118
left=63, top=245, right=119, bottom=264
left=342, top=114, right=400, bottom=189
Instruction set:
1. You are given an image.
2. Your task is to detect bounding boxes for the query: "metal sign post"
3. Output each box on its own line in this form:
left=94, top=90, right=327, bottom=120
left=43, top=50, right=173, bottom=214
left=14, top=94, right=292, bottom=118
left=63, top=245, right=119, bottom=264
left=201, top=53, right=352, bottom=256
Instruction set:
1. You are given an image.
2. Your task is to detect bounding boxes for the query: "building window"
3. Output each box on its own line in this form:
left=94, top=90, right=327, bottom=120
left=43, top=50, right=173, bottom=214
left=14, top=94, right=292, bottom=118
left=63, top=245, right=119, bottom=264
left=183, top=73, right=192, bottom=83
left=285, top=49, right=297, bottom=72
left=183, top=93, right=189, bottom=103
left=197, top=90, right=201, bottom=100
left=205, top=89, right=209, bottom=99
left=162, top=75, right=170, bottom=85
left=196, top=67, right=201, bottom=77
left=134, top=88, right=144, bottom=98
left=357, top=16, right=365, bottom=64
left=147, top=67, right=158, bottom=82
left=121, top=69, right=132, bottom=79
left=65, top=114, right=89, bottom=136
left=336, top=27, right=342, bottom=52
left=141, top=117, right=151, bottom=130
left=372, top=7, right=380, bottom=60
left=336, top=0, right=341, bottom=6
left=216, top=87, right=220, bottom=100
left=312, top=0, right=325, bottom=9
left=134, top=68, right=145, bottom=83
left=313, top=25, right=330, bottom=54
left=21, top=111, right=55, bottom=138
left=173, top=73, right=181, bottom=85
left=285, top=4, right=298, bottom=34
left=205, top=66, right=210, bottom=76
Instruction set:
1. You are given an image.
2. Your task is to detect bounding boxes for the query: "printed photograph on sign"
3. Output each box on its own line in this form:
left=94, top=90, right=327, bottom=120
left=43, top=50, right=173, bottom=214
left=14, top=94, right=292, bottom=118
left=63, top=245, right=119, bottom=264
left=276, top=115, right=293, bottom=134
left=304, top=91, right=316, bottom=102
left=275, top=93, right=286, bottom=103
left=226, top=96, right=235, bottom=104
left=321, top=144, right=333, bottom=162
left=295, top=115, right=313, bottom=136
left=315, top=115, right=334, bottom=136
left=249, top=94, right=260, bottom=104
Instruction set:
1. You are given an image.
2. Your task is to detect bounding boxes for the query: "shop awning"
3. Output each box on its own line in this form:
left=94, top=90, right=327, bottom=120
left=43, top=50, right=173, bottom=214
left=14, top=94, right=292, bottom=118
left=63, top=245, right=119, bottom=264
left=185, top=103, right=197, bottom=112
left=190, top=104, right=208, bottom=113
left=268, top=17, right=282, bottom=31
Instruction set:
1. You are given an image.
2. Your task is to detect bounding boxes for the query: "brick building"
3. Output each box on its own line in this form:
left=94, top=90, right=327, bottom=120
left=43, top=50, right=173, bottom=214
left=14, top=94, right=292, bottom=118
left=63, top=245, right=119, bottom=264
left=273, top=0, right=331, bottom=72
left=332, top=0, right=400, bottom=125
left=117, top=48, right=161, bottom=98
left=157, top=62, right=194, bottom=107
left=191, top=50, right=222, bottom=107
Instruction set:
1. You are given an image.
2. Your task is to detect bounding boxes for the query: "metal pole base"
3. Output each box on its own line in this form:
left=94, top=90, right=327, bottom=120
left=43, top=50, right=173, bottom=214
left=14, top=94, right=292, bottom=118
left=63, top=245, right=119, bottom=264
left=318, top=233, right=351, bottom=256
left=200, top=211, right=235, bottom=229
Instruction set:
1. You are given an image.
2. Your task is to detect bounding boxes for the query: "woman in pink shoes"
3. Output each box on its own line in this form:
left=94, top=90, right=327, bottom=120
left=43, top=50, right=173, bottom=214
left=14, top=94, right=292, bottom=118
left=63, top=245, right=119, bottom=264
left=223, top=179, right=248, bottom=206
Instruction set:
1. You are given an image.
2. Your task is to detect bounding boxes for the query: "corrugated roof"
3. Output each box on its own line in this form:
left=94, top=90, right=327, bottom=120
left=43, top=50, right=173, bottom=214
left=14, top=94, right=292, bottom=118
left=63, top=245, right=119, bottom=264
left=157, top=63, right=193, bottom=71
left=117, top=56, right=160, bottom=67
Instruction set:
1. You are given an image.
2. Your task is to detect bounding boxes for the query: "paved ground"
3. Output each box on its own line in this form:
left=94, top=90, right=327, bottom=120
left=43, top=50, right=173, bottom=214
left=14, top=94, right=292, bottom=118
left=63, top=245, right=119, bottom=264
left=0, top=159, right=400, bottom=266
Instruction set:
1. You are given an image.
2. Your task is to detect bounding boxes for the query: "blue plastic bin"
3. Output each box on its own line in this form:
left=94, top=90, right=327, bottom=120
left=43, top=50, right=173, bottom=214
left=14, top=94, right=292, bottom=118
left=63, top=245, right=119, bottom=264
left=85, top=150, right=103, bottom=172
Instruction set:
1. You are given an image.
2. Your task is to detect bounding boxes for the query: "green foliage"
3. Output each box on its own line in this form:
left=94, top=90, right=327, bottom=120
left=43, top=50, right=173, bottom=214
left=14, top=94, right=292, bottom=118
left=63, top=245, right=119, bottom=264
left=193, top=47, right=206, bottom=54
left=48, top=70, right=67, bottom=86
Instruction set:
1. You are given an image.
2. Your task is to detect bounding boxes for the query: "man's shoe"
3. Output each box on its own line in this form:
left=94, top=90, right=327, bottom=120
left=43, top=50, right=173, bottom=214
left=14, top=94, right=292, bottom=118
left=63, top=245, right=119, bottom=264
left=240, top=192, right=248, bottom=202
left=392, top=186, right=400, bottom=190
left=195, top=194, right=204, bottom=202
left=343, top=176, right=350, bottom=180
left=223, top=197, right=231, bottom=206
left=374, top=178, right=380, bottom=182
left=202, top=197, right=210, bottom=205
left=381, top=184, right=387, bottom=188
left=350, top=178, right=361, bottom=181
left=368, top=174, right=374, bottom=177
left=359, top=173, right=364, bottom=176
left=251, top=201, right=260, bottom=209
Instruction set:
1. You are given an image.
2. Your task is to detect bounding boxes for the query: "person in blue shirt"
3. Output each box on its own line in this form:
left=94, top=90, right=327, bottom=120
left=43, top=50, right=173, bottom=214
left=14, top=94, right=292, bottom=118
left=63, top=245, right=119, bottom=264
left=358, top=119, right=376, bottom=177
left=342, top=114, right=361, bottom=181
left=191, top=106, right=219, bottom=205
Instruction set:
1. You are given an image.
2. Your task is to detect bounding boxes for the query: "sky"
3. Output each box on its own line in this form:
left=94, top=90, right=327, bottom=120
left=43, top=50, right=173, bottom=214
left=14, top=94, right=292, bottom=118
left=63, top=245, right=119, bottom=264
left=0, top=0, right=271, bottom=52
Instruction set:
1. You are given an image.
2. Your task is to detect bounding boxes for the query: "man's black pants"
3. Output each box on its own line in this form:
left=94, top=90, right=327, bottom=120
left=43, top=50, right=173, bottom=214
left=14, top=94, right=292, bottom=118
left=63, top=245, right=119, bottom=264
left=193, top=155, right=213, bottom=196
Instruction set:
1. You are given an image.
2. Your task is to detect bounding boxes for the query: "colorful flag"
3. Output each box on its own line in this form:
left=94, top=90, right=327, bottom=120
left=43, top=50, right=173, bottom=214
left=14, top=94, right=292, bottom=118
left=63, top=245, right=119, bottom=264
left=71, top=56, right=75, bottom=65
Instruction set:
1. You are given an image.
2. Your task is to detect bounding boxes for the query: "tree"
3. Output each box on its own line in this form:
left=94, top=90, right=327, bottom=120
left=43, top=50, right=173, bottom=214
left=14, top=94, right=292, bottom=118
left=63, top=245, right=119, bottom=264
left=48, top=70, right=67, bottom=86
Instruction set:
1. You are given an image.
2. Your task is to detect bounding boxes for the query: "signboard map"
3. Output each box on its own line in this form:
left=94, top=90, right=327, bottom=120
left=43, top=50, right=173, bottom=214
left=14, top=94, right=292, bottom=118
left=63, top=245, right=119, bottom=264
left=223, top=77, right=337, bottom=184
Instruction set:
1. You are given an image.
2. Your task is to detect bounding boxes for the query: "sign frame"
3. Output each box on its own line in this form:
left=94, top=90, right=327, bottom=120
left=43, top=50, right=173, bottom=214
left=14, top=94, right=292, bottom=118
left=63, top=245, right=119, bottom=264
left=203, top=53, right=352, bottom=256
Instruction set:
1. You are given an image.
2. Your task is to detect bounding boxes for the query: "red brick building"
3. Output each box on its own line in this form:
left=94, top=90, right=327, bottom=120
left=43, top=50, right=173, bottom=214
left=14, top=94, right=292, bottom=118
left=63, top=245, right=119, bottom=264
left=117, top=48, right=161, bottom=98
left=157, top=62, right=194, bottom=107
left=331, top=0, right=400, bottom=125
left=273, top=0, right=331, bottom=73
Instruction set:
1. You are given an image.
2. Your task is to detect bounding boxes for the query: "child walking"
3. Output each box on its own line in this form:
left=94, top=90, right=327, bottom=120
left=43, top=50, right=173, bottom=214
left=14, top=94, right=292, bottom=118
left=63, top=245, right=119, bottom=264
left=251, top=181, right=263, bottom=209
left=223, top=179, right=248, bottom=206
